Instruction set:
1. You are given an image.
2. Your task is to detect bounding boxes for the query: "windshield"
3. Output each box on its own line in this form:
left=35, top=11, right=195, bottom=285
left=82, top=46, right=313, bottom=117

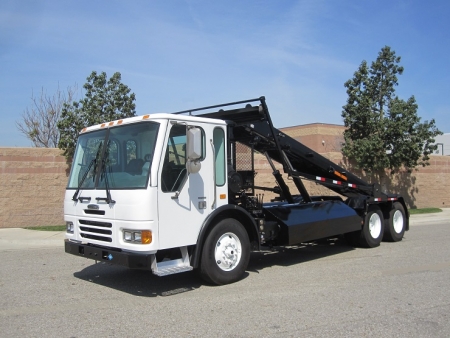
left=68, top=121, right=159, bottom=190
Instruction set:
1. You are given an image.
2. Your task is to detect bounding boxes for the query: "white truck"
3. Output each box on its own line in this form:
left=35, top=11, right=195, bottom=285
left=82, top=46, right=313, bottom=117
left=64, top=97, right=408, bottom=285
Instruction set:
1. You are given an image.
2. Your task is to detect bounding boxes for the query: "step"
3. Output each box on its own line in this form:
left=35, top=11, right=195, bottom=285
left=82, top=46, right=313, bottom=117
left=151, top=246, right=193, bottom=276
left=153, top=265, right=193, bottom=277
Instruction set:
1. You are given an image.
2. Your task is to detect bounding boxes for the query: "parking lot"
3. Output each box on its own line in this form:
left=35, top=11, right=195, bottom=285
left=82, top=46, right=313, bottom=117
left=1, top=214, right=450, bottom=337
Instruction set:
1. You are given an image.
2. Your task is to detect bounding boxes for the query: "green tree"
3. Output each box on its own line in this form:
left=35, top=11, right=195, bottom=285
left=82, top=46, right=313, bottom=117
left=58, top=71, right=136, bottom=163
left=341, top=46, right=441, bottom=178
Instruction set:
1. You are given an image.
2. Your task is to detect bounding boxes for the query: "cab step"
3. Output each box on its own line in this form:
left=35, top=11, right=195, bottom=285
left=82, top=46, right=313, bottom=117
left=153, top=264, right=193, bottom=276
left=151, top=246, right=193, bottom=276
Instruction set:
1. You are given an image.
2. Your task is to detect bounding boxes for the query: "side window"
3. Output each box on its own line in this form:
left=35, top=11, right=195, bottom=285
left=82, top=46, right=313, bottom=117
left=213, top=128, right=226, bottom=186
left=161, top=124, right=187, bottom=192
left=106, top=140, right=118, bottom=167
left=126, top=140, right=137, bottom=163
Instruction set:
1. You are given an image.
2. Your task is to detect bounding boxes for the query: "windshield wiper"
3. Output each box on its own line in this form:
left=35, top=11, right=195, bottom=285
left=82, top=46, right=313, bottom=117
left=72, top=141, right=103, bottom=202
left=97, top=141, right=116, bottom=204
left=72, top=157, right=96, bottom=202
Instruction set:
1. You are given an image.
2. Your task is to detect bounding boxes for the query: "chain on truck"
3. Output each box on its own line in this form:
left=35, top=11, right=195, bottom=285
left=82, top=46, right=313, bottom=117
left=64, top=96, right=409, bottom=285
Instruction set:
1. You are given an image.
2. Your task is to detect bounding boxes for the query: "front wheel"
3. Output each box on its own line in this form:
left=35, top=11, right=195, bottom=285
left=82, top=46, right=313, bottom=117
left=200, top=218, right=250, bottom=285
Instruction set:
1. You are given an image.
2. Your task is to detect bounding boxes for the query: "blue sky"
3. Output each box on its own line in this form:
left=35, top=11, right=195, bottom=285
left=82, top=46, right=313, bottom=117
left=1, top=0, right=449, bottom=147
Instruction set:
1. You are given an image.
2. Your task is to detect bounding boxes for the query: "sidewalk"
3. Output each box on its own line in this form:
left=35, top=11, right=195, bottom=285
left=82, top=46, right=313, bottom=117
left=409, top=207, right=450, bottom=226
left=0, top=228, right=66, bottom=251
left=0, top=209, right=449, bottom=251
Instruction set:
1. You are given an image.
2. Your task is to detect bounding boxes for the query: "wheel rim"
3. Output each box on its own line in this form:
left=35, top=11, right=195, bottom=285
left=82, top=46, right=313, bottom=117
left=392, top=210, right=404, bottom=234
left=369, top=212, right=382, bottom=239
left=214, top=232, right=242, bottom=271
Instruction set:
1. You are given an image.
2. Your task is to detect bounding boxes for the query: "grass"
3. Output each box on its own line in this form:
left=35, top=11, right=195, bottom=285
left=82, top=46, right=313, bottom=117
left=24, top=225, right=67, bottom=231
left=408, top=208, right=442, bottom=215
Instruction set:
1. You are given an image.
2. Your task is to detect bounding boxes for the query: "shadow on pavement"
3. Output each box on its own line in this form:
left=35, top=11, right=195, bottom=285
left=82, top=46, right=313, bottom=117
left=73, top=237, right=354, bottom=296
left=74, top=265, right=203, bottom=297
left=248, top=237, right=354, bottom=273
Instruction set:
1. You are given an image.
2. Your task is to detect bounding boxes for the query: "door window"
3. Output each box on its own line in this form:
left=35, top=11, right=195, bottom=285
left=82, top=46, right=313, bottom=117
left=213, top=128, right=226, bottom=186
left=161, top=124, right=188, bottom=192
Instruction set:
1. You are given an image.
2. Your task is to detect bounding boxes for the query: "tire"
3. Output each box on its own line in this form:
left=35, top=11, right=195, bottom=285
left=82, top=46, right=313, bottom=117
left=358, top=205, right=385, bottom=248
left=200, top=218, right=250, bottom=285
left=384, top=202, right=406, bottom=242
left=345, top=205, right=384, bottom=248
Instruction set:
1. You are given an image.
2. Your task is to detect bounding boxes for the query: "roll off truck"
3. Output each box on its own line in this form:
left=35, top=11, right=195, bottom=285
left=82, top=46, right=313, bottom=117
left=64, top=97, right=408, bottom=285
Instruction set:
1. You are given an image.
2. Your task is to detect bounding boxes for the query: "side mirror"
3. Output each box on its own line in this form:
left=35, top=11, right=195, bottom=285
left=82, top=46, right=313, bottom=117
left=186, top=127, right=202, bottom=173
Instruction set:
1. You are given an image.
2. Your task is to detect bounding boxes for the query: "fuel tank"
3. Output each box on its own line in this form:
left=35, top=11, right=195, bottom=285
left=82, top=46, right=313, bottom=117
left=263, top=200, right=362, bottom=245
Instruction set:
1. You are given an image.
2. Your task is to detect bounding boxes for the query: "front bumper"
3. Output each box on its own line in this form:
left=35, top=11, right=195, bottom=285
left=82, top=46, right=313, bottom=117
left=64, top=240, right=153, bottom=269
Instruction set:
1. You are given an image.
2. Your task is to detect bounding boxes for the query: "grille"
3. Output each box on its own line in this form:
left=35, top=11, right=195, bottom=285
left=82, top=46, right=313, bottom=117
left=79, top=219, right=113, bottom=242
left=235, top=142, right=255, bottom=193
left=235, top=142, right=253, bottom=171
left=84, top=209, right=105, bottom=215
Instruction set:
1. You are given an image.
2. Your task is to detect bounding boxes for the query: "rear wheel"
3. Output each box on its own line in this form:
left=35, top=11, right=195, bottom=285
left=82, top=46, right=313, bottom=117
left=384, top=202, right=406, bottom=242
left=200, top=218, right=250, bottom=285
left=346, top=205, right=384, bottom=248
left=359, top=205, right=384, bottom=248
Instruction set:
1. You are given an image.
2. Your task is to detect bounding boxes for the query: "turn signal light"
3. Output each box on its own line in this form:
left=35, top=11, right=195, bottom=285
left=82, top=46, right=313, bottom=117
left=141, top=230, right=152, bottom=244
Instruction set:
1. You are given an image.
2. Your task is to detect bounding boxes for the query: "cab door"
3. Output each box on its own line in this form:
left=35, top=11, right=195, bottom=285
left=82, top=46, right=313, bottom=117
left=157, top=122, right=214, bottom=249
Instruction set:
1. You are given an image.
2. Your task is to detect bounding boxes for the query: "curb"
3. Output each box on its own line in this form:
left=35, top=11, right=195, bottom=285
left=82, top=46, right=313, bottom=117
left=409, top=208, right=450, bottom=226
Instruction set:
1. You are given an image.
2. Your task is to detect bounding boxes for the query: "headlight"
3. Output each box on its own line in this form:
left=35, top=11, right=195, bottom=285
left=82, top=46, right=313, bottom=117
left=123, top=230, right=152, bottom=244
left=134, top=232, right=142, bottom=242
left=124, top=231, right=132, bottom=241
left=66, top=222, right=74, bottom=234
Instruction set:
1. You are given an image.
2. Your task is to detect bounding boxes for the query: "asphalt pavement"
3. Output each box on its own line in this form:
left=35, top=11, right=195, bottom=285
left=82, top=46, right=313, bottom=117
left=2, top=209, right=450, bottom=337
left=0, top=208, right=449, bottom=251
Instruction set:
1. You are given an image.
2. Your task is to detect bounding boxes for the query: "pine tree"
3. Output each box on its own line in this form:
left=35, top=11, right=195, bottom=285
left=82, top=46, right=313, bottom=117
left=342, top=46, right=441, bottom=177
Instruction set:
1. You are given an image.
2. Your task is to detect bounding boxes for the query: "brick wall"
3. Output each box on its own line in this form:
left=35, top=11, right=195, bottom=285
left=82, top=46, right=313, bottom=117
left=281, top=123, right=345, bottom=152
left=0, top=148, right=68, bottom=228
left=253, top=151, right=450, bottom=209
left=0, top=125, right=448, bottom=228
left=409, top=156, right=450, bottom=208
